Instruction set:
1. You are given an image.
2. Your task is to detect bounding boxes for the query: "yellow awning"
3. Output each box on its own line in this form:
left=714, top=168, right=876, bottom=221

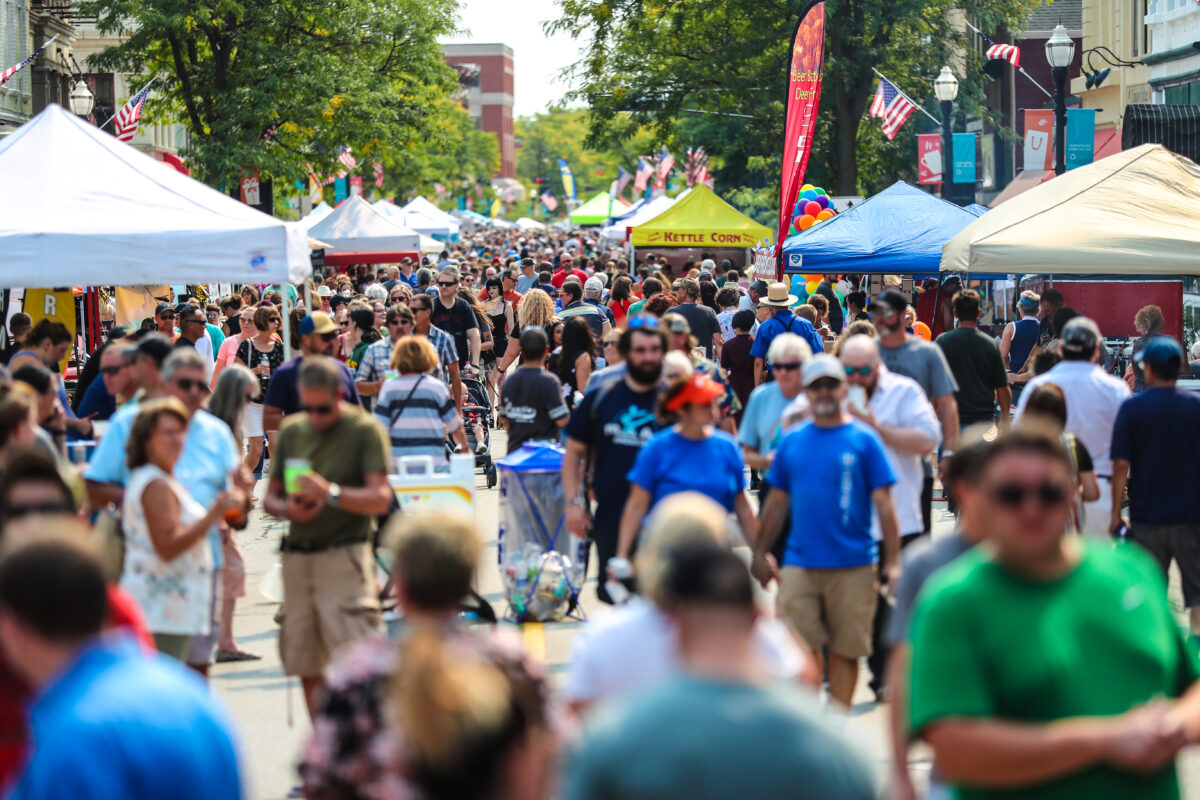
left=631, top=185, right=772, bottom=248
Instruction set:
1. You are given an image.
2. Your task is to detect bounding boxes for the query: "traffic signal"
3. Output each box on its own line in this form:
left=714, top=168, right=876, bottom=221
left=533, top=177, right=548, bottom=185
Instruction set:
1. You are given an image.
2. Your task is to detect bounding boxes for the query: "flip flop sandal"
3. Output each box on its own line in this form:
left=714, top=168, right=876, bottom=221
left=215, top=649, right=261, bottom=663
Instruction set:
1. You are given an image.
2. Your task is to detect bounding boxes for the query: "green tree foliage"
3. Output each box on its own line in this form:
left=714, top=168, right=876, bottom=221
left=515, top=106, right=656, bottom=200
left=550, top=0, right=1044, bottom=196
left=81, top=0, right=493, bottom=192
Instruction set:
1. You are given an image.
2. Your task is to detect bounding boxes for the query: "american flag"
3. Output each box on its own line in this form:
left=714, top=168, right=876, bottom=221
left=655, top=149, right=675, bottom=188
left=634, top=158, right=653, bottom=193
left=433, top=181, right=446, bottom=195
left=685, top=147, right=709, bottom=186
left=337, top=147, right=357, bottom=171
left=541, top=190, right=558, bottom=211
left=114, top=80, right=155, bottom=143
left=868, top=77, right=916, bottom=141
left=616, top=165, right=632, bottom=196
left=0, top=36, right=54, bottom=90
left=374, top=161, right=385, bottom=188
left=985, top=43, right=1021, bottom=68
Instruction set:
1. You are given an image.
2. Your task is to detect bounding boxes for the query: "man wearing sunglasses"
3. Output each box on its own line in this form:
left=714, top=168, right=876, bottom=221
left=753, top=354, right=899, bottom=715
left=153, top=304, right=177, bottom=339
left=174, top=305, right=216, bottom=381
left=262, top=313, right=360, bottom=436
left=908, top=428, right=1200, bottom=798
left=430, top=266, right=481, bottom=372
left=75, top=341, right=137, bottom=422
left=838, top=334, right=940, bottom=702
left=355, top=305, right=415, bottom=400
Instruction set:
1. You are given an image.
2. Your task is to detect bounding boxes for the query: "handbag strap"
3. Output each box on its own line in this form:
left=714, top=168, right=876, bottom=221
left=387, top=375, right=425, bottom=430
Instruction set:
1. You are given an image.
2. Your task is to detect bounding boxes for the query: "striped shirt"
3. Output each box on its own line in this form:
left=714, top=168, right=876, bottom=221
left=423, top=325, right=458, bottom=384
left=373, top=374, right=462, bottom=465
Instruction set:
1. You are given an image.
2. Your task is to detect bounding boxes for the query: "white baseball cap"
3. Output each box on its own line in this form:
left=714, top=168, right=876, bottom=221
left=802, top=354, right=846, bottom=387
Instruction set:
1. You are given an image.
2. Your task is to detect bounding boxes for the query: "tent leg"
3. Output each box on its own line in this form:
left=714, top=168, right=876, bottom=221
left=281, top=290, right=292, bottom=361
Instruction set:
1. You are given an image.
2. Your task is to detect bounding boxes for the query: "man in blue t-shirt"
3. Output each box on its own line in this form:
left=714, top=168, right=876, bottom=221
left=562, top=322, right=666, bottom=603
left=752, top=354, right=899, bottom=711
left=1111, top=336, right=1200, bottom=635
left=750, top=283, right=824, bottom=385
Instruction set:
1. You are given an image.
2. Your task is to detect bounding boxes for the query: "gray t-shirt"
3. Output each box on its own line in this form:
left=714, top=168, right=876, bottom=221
left=565, top=676, right=878, bottom=800
left=879, top=337, right=958, bottom=402
left=883, top=530, right=973, bottom=648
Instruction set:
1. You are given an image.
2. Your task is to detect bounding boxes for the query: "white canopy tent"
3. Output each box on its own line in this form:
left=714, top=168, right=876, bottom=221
left=600, top=194, right=677, bottom=243
left=309, top=196, right=421, bottom=264
left=942, top=144, right=1200, bottom=275
left=402, top=196, right=460, bottom=236
left=419, top=234, right=443, bottom=254
left=0, top=104, right=310, bottom=287
left=301, top=201, right=334, bottom=230
left=515, top=217, right=547, bottom=230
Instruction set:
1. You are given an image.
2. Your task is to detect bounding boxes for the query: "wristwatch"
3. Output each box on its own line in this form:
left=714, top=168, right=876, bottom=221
left=327, top=483, right=342, bottom=508
left=566, top=497, right=585, bottom=507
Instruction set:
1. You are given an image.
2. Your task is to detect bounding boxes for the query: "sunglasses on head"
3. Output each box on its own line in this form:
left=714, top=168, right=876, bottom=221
left=844, top=365, right=873, bottom=376
left=302, top=403, right=335, bottom=415
left=989, top=482, right=1069, bottom=509
left=174, top=377, right=210, bottom=394
left=627, top=316, right=660, bottom=330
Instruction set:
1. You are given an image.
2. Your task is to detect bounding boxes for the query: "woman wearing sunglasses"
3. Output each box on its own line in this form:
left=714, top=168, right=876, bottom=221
left=234, top=305, right=285, bottom=475
left=1018, top=383, right=1100, bottom=533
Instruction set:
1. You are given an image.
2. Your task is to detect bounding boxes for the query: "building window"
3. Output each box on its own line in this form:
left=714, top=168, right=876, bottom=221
left=1162, top=81, right=1200, bottom=105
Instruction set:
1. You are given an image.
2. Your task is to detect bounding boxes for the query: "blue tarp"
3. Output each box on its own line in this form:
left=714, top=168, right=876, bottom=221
left=496, top=442, right=565, bottom=472
left=781, top=181, right=982, bottom=274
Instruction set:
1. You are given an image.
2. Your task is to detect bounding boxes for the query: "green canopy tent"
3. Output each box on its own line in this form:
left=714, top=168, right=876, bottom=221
left=569, top=191, right=631, bottom=227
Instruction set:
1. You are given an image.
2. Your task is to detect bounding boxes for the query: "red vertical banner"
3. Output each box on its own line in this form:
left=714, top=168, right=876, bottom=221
left=777, top=0, right=826, bottom=275
left=1023, top=109, right=1054, bottom=171
left=917, top=134, right=943, bottom=185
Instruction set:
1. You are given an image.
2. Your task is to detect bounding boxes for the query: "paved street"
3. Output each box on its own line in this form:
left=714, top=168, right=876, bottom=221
left=212, top=424, right=1200, bottom=800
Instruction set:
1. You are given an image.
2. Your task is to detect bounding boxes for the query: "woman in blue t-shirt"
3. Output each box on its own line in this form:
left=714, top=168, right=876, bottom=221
left=616, top=373, right=757, bottom=566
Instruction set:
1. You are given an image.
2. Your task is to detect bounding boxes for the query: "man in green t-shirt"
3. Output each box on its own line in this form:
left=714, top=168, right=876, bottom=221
left=264, top=356, right=393, bottom=721
left=908, top=428, right=1200, bottom=800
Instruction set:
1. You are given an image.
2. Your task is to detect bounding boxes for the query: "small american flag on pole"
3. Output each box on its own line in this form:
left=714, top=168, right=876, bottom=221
left=634, top=158, right=653, bottom=193
left=868, top=77, right=917, bottom=141
left=655, top=150, right=675, bottom=188
left=0, top=36, right=55, bottom=89
left=114, top=80, right=155, bottom=143
left=541, top=190, right=558, bottom=212
left=337, top=148, right=357, bottom=171
left=616, top=165, right=632, bottom=196
left=373, top=161, right=384, bottom=188
left=985, top=43, right=1021, bottom=68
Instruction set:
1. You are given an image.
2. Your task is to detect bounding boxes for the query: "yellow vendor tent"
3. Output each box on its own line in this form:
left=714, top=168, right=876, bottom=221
left=569, top=191, right=631, bottom=226
left=631, top=185, right=773, bottom=247
left=942, top=144, right=1200, bottom=275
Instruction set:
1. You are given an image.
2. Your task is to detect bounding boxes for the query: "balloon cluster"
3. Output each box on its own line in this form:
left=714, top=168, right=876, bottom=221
left=789, top=184, right=837, bottom=236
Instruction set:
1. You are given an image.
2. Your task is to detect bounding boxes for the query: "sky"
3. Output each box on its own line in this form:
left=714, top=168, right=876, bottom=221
left=440, top=0, right=581, bottom=118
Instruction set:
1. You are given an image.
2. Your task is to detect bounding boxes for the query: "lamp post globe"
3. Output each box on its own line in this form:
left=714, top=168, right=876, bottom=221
left=933, top=66, right=957, bottom=201
left=69, top=80, right=94, bottom=119
left=1045, top=25, right=1075, bottom=176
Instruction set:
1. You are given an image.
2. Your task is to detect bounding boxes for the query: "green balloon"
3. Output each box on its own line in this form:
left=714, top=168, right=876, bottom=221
left=815, top=188, right=828, bottom=196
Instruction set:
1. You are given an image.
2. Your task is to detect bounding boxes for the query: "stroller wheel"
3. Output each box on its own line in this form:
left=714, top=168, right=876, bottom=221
left=486, top=463, right=498, bottom=488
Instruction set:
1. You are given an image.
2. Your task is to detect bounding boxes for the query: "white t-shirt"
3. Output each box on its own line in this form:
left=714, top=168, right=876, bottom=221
left=867, top=367, right=941, bottom=538
left=194, top=330, right=216, bottom=381
left=564, top=598, right=806, bottom=705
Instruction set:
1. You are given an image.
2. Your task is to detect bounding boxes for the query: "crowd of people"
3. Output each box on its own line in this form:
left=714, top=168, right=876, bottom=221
left=2, top=226, right=1200, bottom=799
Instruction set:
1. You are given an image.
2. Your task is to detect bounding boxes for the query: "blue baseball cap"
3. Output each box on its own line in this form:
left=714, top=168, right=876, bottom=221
left=1134, top=336, right=1183, bottom=369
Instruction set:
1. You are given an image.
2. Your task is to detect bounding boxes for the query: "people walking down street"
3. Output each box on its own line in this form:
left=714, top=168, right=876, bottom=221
left=498, top=288, right=557, bottom=375
left=7, top=319, right=93, bottom=440
left=564, top=544, right=878, bottom=800
left=498, top=327, right=569, bottom=453
left=235, top=304, right=285, bottom=474
left=615, top=373, right=757, bottom=581
left=751, top=283, right=824, bottom=385
left=1037, top=287, right=1065, bottom=347
left=839, top=334, right=940, bottom=702
left=343, top=308, right=381, bottom=374
left=175, top=304, right=216, bottom=380
left=908, top=428, right=1200, bottom=800
left=1015, top=317, right=1129, bottom=538
left=430, top=266, right=482, bottom=371
left=562, top=321, right=666, bottom=604
left=1020, top=383, right=1100, bottom=531
left=0, top=537, right=245, bottom=800
left=559, top=280, right=611, bottom=341
left=355, top=303, right=416, bottom=401
left=374, top=336, right=469, bottom=465
left=300, top=511, right=557, bottom=800
left=263, top=357, right=392, bottom=720
left=120, top=397, right=244, bottom=661
left=1125, top=304, right=1169, bottom=393
left=212, top=305, right=254, bottom=388
left=752, top=354, right=899, bottom=714
left=206, top=365, right=261, bottom=663
left=720, top=309, right=758, bottom=423
left=999, top=290, right=1041, bottom=404
left=556, top=317, right=596, bottom=411
left=936, top=289, right=1012, bottom=431
left=566, top=492, right=814, bottom=717
left=408, top=292, right=464, bottom=410
left=607, top=275, right=634, bottom=326
left=1111, top=336, right=1200, bottom=637
left=481, top=276, right=515, bottom=406
left=262, top=313, right=361, bottom=436
left=666, top=278, right=723, bottom=359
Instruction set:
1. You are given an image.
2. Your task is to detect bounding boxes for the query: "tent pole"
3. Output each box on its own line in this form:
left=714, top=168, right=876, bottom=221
left=281, top=288, right=292, bottom=361
left=304, top=281, right=313, bottom=315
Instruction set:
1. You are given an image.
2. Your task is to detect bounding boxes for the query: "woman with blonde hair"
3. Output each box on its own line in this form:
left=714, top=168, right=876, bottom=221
left=120, top=398, right=243, bottom=660
left=301, top=510, right=556, bottom=800
left=497, top=288, right=556, bottom=374
left=1126, top=304, right=1168, bottom=393
left=374, top=336, right=469, bottom=465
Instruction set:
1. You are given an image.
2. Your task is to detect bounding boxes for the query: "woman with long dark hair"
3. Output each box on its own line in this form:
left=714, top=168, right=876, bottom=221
left=556, top=317, right=595, bottom=410
left=607, top=275, right=634, bottom=326
left=480, top=277, right=514, bottom=407
left=347, top=308, right=382, bottom=373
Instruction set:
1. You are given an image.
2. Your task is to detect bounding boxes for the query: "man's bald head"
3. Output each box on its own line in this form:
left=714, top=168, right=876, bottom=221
left=840, top=334, right=879, bottom=366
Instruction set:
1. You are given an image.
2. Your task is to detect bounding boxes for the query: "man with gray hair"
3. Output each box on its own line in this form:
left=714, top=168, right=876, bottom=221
left=583, top=278, right=616, bottom=327
left=1015, top=316, right=1129, bottom=536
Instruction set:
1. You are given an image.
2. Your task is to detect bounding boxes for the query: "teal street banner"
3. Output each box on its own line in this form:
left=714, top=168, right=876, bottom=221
left=952, top=133, right=975, bottom=184
left=1065, top=108, right=1096, bottom=170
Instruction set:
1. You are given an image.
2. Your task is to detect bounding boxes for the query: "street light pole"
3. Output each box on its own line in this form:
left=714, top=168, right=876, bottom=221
left=1044, top=24, right=1076, bottom=176
left=933, top=66, right=959, bottom=202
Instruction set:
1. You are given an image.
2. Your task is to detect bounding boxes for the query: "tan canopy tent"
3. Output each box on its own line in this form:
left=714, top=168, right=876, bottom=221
left=942, top=144, right=1200, bottom=274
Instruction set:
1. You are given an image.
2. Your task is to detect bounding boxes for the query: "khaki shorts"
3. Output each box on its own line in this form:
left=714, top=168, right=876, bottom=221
left=278, top=542, right=382, bottom=677
left=777, top=564, right=877, bottom=659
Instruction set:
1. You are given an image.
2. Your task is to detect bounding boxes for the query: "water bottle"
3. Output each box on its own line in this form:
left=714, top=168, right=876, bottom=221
left=260, top=353, right=269, bottom=375
left=606, top=557, right=633, bottom=605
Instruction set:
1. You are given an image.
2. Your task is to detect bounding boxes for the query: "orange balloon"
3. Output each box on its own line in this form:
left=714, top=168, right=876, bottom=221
left=816, top=209, right=834, bottom=221
left=798, top=215, right=816, bottom=231
left=914, top=321, right=932, bottom=341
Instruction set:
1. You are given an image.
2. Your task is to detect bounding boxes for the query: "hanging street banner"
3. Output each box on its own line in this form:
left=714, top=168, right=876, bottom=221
left=952, top=133, right=976, bottom=184
left=776, top=0, right=827, bottom=269
left=1065, top=108, right=1096, bottom=169
left=917, top=134, right=943, bottom=185
left=556, top=158, right=578, bottom=202
left=1024, top=109, right=1054, bottom=171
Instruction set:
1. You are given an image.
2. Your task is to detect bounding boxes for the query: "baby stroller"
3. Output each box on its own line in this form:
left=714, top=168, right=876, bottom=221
left=456, top=373, right=498, bottom=488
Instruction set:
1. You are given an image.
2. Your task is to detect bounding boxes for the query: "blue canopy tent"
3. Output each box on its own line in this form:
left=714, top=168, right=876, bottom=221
left=781, top=181, right=983, bottom=274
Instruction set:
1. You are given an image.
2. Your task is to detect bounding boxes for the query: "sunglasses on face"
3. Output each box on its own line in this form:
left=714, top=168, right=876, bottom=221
left=438, top=280, right=458, bottom=287
left=389, top=319, right=412, bottom=327
left=302, top=404, right=336, bottom=415
left=772, top=362, right=803, bottom=372
left=319, top=331, right=339, bottom=342
left=100, top=363, right=129, bottom=376
left=844, top=364, right=873, bottom=376
left=807, top=379, right=841, bottom=391
left=390, top=294, right=405, bottom=301
left=174, top=378, right=210, bottom=394
left=988, top=482, right=1069, bottom=509
left=5, top=502, right=76, bottom=520
left=158, top=313, right=176, bottom=321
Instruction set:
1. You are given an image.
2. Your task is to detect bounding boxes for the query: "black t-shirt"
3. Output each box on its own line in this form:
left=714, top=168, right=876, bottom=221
left=816, top=281, right=844, bottom=334
left=499, top=367, right=568, bottom=453
left=667, top=303, right=722, bottom=358
left=236, top=338, right=287, bottom=398
left=934, top=327, right=1009, bottom=425
left=430, top=297, right=478, bottom=367
left=564, top=379, right=661, bottom=532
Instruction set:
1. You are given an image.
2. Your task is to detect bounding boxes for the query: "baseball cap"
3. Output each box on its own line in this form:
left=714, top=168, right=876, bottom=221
left=173, top=302, right=193, bottom=316
left=1060, top=317, right=1101, bottom=357
left=584, top=277, right=604, bottom=297
left=700, top=258, right=716, bottom=270
left=1135, top=336, right=1184, bottom=369
left=401, top=257, right=413, bottom=264
left=749, top=280, right=769, bottom=295
left=316, top=285, right=332, bottom=297
left=662, top=313, right=691, bottom=335
left=698, top=270, right=713, bottom=281
left=873, top=290, right=908, bottom=316
left=802, top=354, right=846, bottom=387
left=664, top=373, right=725, bottom=412
left=299, top=312, right=338, bottom=336
left=155, top=303, right=175, bottom=317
